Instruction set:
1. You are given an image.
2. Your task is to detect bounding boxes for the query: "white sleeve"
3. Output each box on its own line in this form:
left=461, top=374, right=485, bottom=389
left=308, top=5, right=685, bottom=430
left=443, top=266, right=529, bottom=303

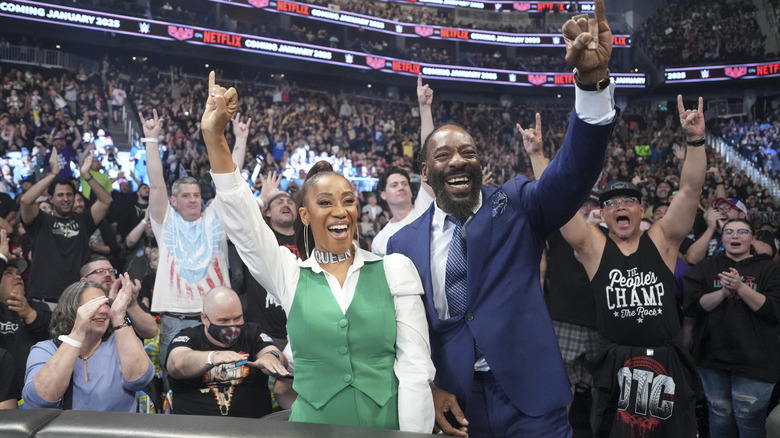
left=384, top=253, right=435, bottom=434
left=411, top=186, right=434, bottom=218
left=212, top=169, right=299, bottom=308
left=574, top=82, right=616, bottom=125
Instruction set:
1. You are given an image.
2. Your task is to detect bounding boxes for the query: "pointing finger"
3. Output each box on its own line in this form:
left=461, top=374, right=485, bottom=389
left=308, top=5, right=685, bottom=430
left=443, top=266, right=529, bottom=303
left=697, top=96, right=704, bottom=114
left=209, top=70, right=215, bottom=93
left=534, top=112, right=542, bottom=133
left=676, top=94, right=685, bottom=117
left=594, top=0, right=606, bottom=23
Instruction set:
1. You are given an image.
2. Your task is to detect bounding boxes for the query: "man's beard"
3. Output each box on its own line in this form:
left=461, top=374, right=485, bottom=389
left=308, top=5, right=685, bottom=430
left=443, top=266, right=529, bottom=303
left=428, top=166, right=482, bottom=220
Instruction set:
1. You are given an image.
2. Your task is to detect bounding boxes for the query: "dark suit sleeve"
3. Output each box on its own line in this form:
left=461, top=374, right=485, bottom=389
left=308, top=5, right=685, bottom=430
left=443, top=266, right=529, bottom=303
left=520, top=109, right=617, bottom=237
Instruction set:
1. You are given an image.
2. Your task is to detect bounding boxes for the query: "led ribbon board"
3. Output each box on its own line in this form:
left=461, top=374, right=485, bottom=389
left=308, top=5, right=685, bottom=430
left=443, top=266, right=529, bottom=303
left=208, top=0, right=631, bottom=47
left=665, top=61, right=780, bottom=83
left=0, top=0, right=645, bottom=87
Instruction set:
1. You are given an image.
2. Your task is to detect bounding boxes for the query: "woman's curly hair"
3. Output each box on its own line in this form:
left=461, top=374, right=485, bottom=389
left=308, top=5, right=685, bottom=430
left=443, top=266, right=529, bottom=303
left=50, top=281, right=112, bottom=347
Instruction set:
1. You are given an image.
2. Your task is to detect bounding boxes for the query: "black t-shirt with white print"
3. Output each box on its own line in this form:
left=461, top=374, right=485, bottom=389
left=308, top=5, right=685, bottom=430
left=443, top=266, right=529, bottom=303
left=166, top=323, right=275, bottom=418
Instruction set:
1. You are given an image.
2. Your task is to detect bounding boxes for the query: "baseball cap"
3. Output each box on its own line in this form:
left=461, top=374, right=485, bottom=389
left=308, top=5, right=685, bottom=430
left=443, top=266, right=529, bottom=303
left=2, top=257, right=28, bottom=274
left=599, top=181, right=642, bottom=206
left=711, top=197, right=747, bottom=215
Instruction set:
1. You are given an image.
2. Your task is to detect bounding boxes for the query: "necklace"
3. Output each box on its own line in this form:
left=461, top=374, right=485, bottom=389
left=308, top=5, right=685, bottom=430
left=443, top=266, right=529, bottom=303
left=313, top=247, right=353, bottom=264
left=78, top=345, right=99, bottom=383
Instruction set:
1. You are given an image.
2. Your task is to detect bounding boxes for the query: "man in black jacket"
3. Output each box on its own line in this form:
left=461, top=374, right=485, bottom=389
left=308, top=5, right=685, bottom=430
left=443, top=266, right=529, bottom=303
left=0, top=252, right=51, bottom=387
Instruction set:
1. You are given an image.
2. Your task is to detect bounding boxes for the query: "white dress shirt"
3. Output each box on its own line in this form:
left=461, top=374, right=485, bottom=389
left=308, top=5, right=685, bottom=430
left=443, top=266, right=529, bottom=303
left=212, top=168, right=434, bottom=434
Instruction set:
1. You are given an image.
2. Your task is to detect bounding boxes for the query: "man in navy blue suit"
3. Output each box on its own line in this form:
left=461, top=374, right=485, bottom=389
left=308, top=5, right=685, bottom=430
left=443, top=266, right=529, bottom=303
left=387, top=1, right=617, bottom=436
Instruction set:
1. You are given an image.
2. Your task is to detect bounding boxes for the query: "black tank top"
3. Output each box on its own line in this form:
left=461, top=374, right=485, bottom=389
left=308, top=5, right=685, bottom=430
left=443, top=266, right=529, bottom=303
left=590, top=232, right=680, bottom=347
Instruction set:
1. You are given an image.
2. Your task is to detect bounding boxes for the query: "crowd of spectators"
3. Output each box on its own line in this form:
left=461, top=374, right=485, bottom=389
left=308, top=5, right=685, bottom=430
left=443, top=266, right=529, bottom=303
left=636, top=0, right=766, bottom=67
left=1, top=42, right=779, bottom=421
left=718, top=114, right=780, bottom=179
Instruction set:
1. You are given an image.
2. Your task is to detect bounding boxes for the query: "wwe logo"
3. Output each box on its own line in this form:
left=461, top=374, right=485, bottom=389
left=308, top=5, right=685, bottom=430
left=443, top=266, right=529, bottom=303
left=509, top=73, right=517, bottom=82
left=345, top=54, right=354, bottom=64
left=395, top=25, right=403, bottom=33
left=366, top=56, right=386, bottom=69
left=248, top=0, right=269, bottom=7
left=552, top=36, right=561, bottom=45
left=494, top=4, right=502, bottom=10
left=700, top=69, right=710, bottom=79
left=528, top=74, right=547, bottom=86
left=138, top=22, right=150, bottom=34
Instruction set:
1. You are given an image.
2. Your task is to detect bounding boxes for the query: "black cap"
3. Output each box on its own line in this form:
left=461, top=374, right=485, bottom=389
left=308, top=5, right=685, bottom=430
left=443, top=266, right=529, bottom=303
left=599, top=181, right=642, bottom=206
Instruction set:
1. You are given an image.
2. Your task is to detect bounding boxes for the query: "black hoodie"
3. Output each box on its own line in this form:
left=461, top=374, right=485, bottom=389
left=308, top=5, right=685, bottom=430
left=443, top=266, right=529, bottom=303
left=683, top=252, right=780, bottom=382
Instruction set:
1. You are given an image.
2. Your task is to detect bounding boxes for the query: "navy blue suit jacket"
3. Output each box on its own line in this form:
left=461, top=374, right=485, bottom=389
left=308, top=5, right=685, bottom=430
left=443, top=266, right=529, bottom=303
left=387, top=109, right=617, bottom=417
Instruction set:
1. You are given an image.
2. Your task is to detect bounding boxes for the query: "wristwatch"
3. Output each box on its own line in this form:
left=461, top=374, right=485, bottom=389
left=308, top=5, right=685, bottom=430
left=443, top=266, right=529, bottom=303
left=113, top=315, right=132, bottom=331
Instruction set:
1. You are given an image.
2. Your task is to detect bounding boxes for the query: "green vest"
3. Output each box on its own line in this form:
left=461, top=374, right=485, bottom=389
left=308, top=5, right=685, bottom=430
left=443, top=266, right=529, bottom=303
left=288, top=260, right=398, bottom=415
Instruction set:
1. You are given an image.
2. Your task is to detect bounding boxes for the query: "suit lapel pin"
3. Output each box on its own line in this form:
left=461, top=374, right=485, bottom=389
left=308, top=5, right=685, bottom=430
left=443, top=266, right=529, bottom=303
left=491, top=191, right=508, bottom=218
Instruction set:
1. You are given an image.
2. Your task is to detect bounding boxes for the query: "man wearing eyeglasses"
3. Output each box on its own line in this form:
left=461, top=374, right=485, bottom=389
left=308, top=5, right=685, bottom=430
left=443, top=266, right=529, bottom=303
left=558, top=95, right=707, bottom=436
left=685, top=197, right=774, bottom=265
left=80, top=256, right=157, bottom=339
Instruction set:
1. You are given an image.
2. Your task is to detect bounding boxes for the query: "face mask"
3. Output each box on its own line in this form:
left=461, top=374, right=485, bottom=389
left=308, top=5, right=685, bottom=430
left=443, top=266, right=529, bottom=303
left=207, top=319, right=243, bottom=346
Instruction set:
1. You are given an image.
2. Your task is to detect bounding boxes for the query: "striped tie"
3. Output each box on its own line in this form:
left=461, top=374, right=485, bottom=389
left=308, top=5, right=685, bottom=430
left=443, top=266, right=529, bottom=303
left=445, top=216, right=468, bottom=317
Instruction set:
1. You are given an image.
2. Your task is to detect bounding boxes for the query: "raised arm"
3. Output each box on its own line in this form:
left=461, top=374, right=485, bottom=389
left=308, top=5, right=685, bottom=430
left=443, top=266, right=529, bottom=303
left=650, top=95, right=706, bottom=265
left=417, top=74, right=435, bottom=198
left=684, top=208, right=719, bottom=265
left=231, top=112, right=252, bottom=168
left=517, top=113, right=547, bottom=179
left=522, top=113, right=605, bottom=277
left=522, top=0, right=615, bottom=235
left=418, top=74, right=434, bottom=146
left=201, top=71, right=238, bottom=174
left=125, top=209, right=149, bottom=249
left=122, top=275, right=158, bottom=339
left=708, top=166, right=728, bottom=199
left=111, top=274, right=154, bottom=380
left=81, top=155, right=112, bottom=225
left=20, top=150, right=60, bottom=224
left=139, top=110, right=169, bottom=224
left=203, top=72, right=297, bottom=303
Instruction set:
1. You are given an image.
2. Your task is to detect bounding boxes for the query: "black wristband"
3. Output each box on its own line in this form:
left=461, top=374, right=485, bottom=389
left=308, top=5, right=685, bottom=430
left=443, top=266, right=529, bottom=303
left=573, top=69, right=611, bottom=91
left=686, top=138, right=706, bottom=147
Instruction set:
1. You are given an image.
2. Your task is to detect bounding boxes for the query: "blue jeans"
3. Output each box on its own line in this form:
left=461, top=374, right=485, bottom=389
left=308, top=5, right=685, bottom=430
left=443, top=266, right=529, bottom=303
left=159, top=315, right=201, bottom=373
left=699, top=367, right=775, bottom=438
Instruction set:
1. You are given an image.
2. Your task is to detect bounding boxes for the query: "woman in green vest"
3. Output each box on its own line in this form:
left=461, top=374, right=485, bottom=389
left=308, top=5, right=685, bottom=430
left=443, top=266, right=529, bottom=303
left=196, top=72, right=435, bottom=433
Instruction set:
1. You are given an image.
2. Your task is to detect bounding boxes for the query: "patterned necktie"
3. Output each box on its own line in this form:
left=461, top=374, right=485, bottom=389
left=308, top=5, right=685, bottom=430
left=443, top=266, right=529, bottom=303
left=445, top=216, right=468, bottom=318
